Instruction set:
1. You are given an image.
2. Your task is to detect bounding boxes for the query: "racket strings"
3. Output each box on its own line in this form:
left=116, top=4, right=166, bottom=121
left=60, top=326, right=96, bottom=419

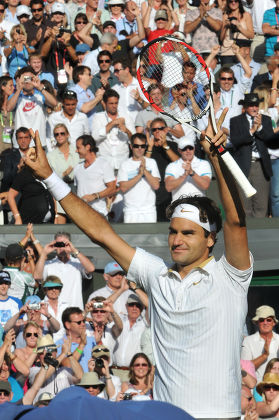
left=138, top=39, right=211, bottom=122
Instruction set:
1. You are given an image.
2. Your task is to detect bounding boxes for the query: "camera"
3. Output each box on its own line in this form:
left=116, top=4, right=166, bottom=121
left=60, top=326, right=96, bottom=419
left=123, top=393, right=132, bottom=400
left=54, top=241, right=65, bottom=248
left=228, top=17, right=238, bottom=33
left=44, top=351, right=59, bottom=369
left=16, top=28, right=21, bottom=34
left=95, top=357, right=104, bottom=369
left=24, top=76, right=32, bottom=82
left=93, top=302, right=104, bottom=309
left=57, top=26, right=71, bottom=38
left=28, top=303, right=41, bottom=310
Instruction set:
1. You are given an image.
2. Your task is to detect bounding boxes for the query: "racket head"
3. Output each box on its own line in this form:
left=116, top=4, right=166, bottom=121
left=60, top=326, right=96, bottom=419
left=136, top=36, right=212, bottom=124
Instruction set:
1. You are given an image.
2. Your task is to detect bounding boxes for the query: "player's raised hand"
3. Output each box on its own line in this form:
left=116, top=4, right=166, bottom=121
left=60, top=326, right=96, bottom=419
left=24, top=130, right=53, bottom=179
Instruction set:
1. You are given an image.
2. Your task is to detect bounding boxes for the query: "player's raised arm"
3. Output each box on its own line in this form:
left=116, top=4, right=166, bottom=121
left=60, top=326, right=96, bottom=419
left=24, top=131, right=136, bottom=273
left=200, top=111, right=250, bottom=271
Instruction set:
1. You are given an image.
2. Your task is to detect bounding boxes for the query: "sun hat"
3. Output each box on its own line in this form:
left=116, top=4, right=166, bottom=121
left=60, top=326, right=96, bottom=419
left=256, top=373, right=279, bottom=396
left=252, top=305, right=278, bottom=324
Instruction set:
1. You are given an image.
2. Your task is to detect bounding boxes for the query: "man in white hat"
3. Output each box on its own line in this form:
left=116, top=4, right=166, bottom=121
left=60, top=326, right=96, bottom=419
left=241, top=305, right=279, bottom=382
left=24, top=110, right=252, bottom=419
left=165, top=137, right=212, bottom=201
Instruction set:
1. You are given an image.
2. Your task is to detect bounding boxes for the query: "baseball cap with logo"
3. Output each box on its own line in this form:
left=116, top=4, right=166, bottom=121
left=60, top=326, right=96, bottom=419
left=16, top=5, right=31, bottom=17
left=51, top=2, right=65, bottom=14
left=0, top=271, right=11, bottom=284
left=104, top=261, right=125, bottom=275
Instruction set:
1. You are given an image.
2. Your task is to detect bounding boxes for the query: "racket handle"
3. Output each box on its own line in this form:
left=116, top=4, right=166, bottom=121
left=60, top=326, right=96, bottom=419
left=220, top=150, right=257, bottom=198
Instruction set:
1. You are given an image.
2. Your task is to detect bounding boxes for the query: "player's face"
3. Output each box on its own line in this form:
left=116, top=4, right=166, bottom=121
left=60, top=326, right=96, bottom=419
left=168, top=217, right=214, bottom=270
left=149, top=88, right=162, bottom=106
left=131, top=138, right=147, bottom=159
left=219, top=72, right=234, bottom=91
left=245, top=104, right=259, bottom=118
left=17, top=131, right=31, bottom=151
left=183, top=66, right=196, bottom=83
left=63, top=98, right=77, bottom=116
left=258, top=317, right=275, bottom=335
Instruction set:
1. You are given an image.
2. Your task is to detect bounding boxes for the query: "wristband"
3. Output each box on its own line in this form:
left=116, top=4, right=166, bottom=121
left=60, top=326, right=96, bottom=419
left=73, top=250, right=80, bottom=258
left=14, top=213, right=20, bottom=218
left=189, top=171, right=195, bottom=177
left=40, top=86, right=46, bottom=92
left=163, top=145, right=170, bottom=150
left=43, top=172, right=71, bottom=202
left=33, top=239, right=40, bottom=244
left=76, top=348, right=83, bottom=355
left=105, top=376, right=111, bottom=379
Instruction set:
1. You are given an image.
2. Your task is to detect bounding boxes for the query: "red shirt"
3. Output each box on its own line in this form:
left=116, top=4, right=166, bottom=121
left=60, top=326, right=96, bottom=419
left=147, top=28, right=175, bottom=65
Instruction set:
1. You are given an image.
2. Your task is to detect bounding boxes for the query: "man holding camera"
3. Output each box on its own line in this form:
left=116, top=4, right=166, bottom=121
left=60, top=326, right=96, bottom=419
left=34, top=232, right=95, bottom=309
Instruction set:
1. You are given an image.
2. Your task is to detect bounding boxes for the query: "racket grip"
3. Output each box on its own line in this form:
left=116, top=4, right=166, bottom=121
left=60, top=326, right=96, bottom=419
left=220, top=150, right=257, bottom=198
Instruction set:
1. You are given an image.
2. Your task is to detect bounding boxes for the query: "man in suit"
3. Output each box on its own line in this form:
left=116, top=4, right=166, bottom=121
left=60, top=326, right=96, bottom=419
left=230, top=93, right=274, bottom=217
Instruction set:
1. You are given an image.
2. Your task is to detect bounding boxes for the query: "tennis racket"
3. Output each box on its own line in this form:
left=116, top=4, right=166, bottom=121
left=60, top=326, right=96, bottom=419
left=136, top=36, right=256, bottom=198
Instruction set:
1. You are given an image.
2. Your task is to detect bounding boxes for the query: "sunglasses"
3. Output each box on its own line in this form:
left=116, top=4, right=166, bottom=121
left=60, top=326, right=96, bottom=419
left=127, top=303, right=142, bottom=309
left=0, top=281, right=10, bottom=285
left=83, top=385, right=100, bottom=389
left=99, top=59, right=111, bottom=63
left=76, top=20, right=87, bottom=24
left=54, top=132, right=66, bottom=137
left=53, top=11, right=64, bottom=15
left=156, top=18, right=167, bottom=21
left=0, top=391, right=10, bottom=397
left=26, top=332, right=39, bottom=338
left=264, top=385, right=279, bottom=391
left=132, top=144, right=146, bottom=149
left=19, top=14, right=30, bottom=18
left=92, top=309, right=106, bottom=313
left=31, top=7, right=43, bottom=11
left=110, top=271, right=125, bottom=277
left=181, top=146, right=194, bottom=151
left=93, top=348, right=110, bottom=353
left=220, top=77, right=233, bottom=81
left=46, top=286, right=62, bottom=290
left=114, top=68, right=124, bottom=73
left=258, top=317, right=274, bottom=323
left=229, top=0, right=239, bottom=2
left=0, top=9, right=5, bottom=13
left=151, top=126, right=165, bottom=132
left=133, top=363, right=148, bottom=367
left=71, top=319, right=86, bottom=325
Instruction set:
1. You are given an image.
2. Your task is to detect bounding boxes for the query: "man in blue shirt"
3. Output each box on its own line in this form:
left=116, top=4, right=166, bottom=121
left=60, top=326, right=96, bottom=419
left=263, top=0, right=279, bottom=56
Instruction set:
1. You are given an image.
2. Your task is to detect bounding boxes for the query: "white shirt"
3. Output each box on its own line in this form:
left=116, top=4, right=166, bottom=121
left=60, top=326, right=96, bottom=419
left=113, top=78, right=143, bottom=123
left=91, top=111, right=135, bottom=170
left=47, top=144, right=80, bottom=181
left=113, top=314, right=147, bottom=367
left=165, top=156, right=212, bottom=201
left=118, top=157, right=160, bottom=214
left=241, top=331, right=279, bottom=382
left=42, top=295, right=70, bottom=342
left=87, top=285, right=131, bottom=316
left=82, top=47, right=102, bottom=76
left=43, top=256, right=93, bottom=309
left=46, top=110, right=90, bottom=152
left=127, top=248, right=253, bottom=417
left=231, top=60, right=261, bottom=92
left=220, top=78, right=251, bottom=121
left=242, top=0, right=275, bottom=34
left=74, top=157, right=115, bottom=216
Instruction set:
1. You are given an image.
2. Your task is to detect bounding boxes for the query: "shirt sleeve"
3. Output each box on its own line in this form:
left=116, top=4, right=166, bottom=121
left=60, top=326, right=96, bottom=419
left=241, top=336, right=253, bottom=360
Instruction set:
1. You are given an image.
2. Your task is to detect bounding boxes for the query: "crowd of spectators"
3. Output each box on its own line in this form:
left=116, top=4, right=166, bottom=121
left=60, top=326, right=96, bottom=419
left=0, top=0, right=278, bottom=223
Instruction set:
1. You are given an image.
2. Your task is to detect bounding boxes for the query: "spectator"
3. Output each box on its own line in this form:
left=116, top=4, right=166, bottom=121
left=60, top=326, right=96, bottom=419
left=256, top=373, right=279, bottom=417
left=76, top=372, right=105, bottom=398
left=70, top=0, right=109, bottom=34
left=4, top=0, right=20, bottom=24
left=56, top=307, right=96, bottom=372
left=107, top=0, right=125, bottom=22
left=34, top=232, right=95, bottom=309
left=145, top=117, right=179, bottom=221
left=83, top=32, right=118, bottom=76
left=263, top=0, right=279, bottom=57
left=0, top=271, right=22, bottom=328
left=141, top=0, right=166, bottom=32
left=231, top=39, right=261, bottom=92
left=0, top=76, right=14, bottom=154
left=74, top=135, right=116, bottom=217
left=69, top=13, right=99, bottom=51
left=87, top=261, right=131, bottom=315
left=47, top=89, right=90, bottom=151
left=14, top=321, right=40, bottom=371
left=251, top=56, right=279, bottom=92
left=230, top=93, right=274, bottom=217
left=7, top=66, right=57, bottom=148
left=16, top=5, right=31, bottom=25
left=75, top=43, right=91, bottom=64
left=71, top=65, right=105, bottom=126
left=91, top=89, right=135, bottom=171
left=3, top=243, right=35, bottom=303
left=120, top=352, right=153, bottom=399
left=0, top=0, right=14, bottom=45
left=185, top=0, right=222, bottom=54
left=254, top=358, right=279, bottom=402
left=23, top=0, right=53, bottom=52
left=118, top=133, right=160, bottom=223
left=29, top=53, right=55, bottom=87
left=165, top=137, right=212, bottom=201
left=220, top=0, right=254, bottom=65
left=90, top=50, right=119, bottom=113
left=144, top=8, right=179, bottom=47
left=241, top=305, right=279, bottom=382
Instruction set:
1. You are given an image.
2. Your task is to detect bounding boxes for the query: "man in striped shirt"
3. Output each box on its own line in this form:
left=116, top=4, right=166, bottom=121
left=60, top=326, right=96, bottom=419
left=25, top=112, right=253, bottom=418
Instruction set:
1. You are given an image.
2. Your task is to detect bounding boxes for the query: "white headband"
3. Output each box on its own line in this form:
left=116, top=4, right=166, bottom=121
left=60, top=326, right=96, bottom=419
left=171, top=204, right=216, bottom=232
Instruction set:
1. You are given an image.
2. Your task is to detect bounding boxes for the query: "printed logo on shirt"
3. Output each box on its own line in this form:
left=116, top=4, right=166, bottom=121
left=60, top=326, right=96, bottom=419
left=23, top=102, right=36, bottom=112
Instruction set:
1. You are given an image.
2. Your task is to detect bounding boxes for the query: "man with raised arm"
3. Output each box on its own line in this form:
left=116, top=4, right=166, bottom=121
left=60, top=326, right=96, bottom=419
left=24, top=114, right=252, bottom=419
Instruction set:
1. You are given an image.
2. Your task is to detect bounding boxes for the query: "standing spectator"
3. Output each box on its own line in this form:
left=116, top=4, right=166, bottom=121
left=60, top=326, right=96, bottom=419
left=74, top=135, right=116, bottom=217
left=23, top=0, right=53, bottom=51
left=34, top=232, right=95, bottom=309
left=91, top=89, right=135, bottom=171
left=262, top=0, right=279, bottom=57
left=230, top=93, right=274, bottom=217
left=241, top=305, right=279, bottom=382
left=90, top=50, right=119, bottom=113
left=70, top=0, right=110, bottom=34
left=29, top=53, right=55, bottom=87
left=0, top=76, right=15, bottom=154
left=69, top=13, right=99, bottom=51
left=0, top=1, right=14, bottom=45
left=184, top=0, right=222, bottom=54
left=144, top=9, right=179, bottom=51
left=6, top=66, right=57, bottom=148
left=118, top=133, right=160, bottom=223
left=165, top=137, right=212, bottom=201
left=71, top=66, right=105, bottom=126
left=0, top=271, right=22, bottom=328
left=46, top=90, right=90, bottom=151
left=251, top=56, right=279, bottom=92
left=231, top=39, right=261, bottom=91
left=87, top=261, right=131, bottom=316
left=107, top=0, right=125, bottom=22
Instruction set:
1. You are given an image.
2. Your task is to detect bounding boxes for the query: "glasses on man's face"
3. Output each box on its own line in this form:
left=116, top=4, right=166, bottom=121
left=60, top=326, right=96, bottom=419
left=114, top=68, right=124, bottom=73
left=264, top=385, right=279, bottom=391
left=31, top=7, right=43, bottom=12
left=93, top=348, right=110, bottom=353
left=127, top=303, right=142, bottom=309
left=181, top=146, right=194, bottom=151
left=151, top=126, right=165, bottom=133
left=0, top=8, right=5, bottom=13
left=92, top=309, right=107, bottom=314
left=99, top=59, right=111, bottom=63
left=46, top=286, right=62, bottom=290
left=54, top=132, right=66, bottom=137
left=110, top=271, right=125, bottom=277
left=133, top=363, right=148, bottom=367
left=71, top=319, right=86, bottom=325
left=229, top=0, right=239, bottom=3
left=83, top=385, right=100, bottom=389
left=76, top=20, right=87, bottom=24
left=0, top=281, right=10, bottom=286
left=0, top=391, right=10, bottom=397
left=220, top=77, right=233, bottom=81
left=132, top=144, right=147, bottom=149
left=25, top=332, right=38, bottom=338
left=258, top=317, right=274, bottom=323
left=19, top=14, right=30, bottom=18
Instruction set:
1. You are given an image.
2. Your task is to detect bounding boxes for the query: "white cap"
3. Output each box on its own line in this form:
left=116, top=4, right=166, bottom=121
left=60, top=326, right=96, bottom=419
left=107, top=0, right=125, bottom=5
left=16, top=5, right=31, bottom=17
left=177, top=137, right=195, bottom=150
left=171, top=203, right=216, bottom=232
left=51, top=2, right=65, bottom=14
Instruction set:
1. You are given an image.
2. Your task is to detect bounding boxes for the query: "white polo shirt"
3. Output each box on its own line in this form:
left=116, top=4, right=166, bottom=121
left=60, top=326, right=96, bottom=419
left=127, top=247, right=253, bottom=418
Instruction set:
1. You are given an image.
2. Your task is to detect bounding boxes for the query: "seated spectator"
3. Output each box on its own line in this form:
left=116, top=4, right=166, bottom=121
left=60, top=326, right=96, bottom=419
left=56, top=307, right=96, bottom=372
left=118, top=133, right=160, bottom=223
left=71, top=65, right=105, bottom=126
left=87, top=261, right=131, bottom=316
left=33, top=231, right=95, bottom=309
left=256, top=373, right=279, bottom=418
left=185, top=0, right=222, bottom=55
left=34, top=392, right=54, bottom=407
left=0, top=76, right=14, bottom=154
left=70, top=13, right=99, bottom=51
left=23, top=0, right=54, bottom=52
left=91, top=89, right=135, bottom=171
left=74, top=135, right=116, bottom=217
left=4, top=24, right=35, bottom=79
left=29, top=53, right=55, bottom=87
left=254, top=358, right=279, bottom=403
left=0, top=271, right=22, bottom=329
left=107, top=0, right=125, bottom=22
left=16, top=5, right=31, bottom=26
left=119, top=353, right=153, bottom=400
left=14, top=321, right=40, bottom=372
left=7, top=66, right=57, bottom=148
left=165, top=137, right=212, bottom=201
left=76, top=372, right=105, bottom=398
left=84, top=297, right=122, bottom=354
left=220, top=0, right=254, bottom=65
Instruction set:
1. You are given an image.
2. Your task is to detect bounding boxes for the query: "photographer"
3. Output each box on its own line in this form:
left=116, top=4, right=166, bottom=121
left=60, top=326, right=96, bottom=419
left=88, top=344, right=121, bottom=400
left=29, top=334, right=83, bottom=403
